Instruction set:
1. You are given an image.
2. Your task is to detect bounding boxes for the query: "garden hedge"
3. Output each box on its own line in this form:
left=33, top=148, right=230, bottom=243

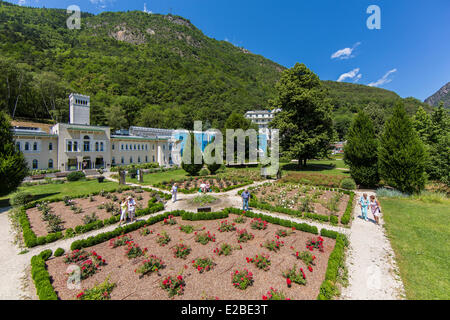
left=340, top=192, right=355, bottom=225
left=19, top=187, right=167, bottom=248
left=34, top=207, right=346, bottom=300
left=30, top=250, right=58, bottom=300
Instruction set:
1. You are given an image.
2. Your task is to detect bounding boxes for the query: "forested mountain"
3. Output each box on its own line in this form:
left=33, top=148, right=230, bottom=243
left=425, top=82, right=450, bottom=109
left=0, top=1, right=432, bottom=135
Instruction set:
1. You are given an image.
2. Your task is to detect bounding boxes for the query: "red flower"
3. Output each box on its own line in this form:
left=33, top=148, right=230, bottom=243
left=286, top=278, right=292, bottom=287
left=262, top=295, right=267, bottom=300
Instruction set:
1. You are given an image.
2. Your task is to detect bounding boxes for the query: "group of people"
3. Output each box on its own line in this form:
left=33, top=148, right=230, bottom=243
left=359, top=193, right=381, bottom=224
left=119, top=196, right=137, bottom=226
left=199, top=180, right=211, bottom=193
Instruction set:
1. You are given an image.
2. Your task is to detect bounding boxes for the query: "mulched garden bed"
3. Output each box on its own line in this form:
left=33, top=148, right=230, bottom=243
left=27, top=190, right=154, bottom=237
left=46, top=214, right=336, bottom=300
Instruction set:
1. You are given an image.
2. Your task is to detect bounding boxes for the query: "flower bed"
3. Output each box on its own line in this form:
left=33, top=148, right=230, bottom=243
left=153, top=176, right=253, bottom=194
left=36, top=209, right=346, bottom=300
left=19, top=187, right=168, bottom=248
left=241, top=182, right=354, bottom=225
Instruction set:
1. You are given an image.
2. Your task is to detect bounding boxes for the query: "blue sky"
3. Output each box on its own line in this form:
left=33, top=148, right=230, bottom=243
left=9, top=0, right=450, bottom=100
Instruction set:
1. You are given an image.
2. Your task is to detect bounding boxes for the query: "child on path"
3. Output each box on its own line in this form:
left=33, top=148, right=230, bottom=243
left=370, top=195, right=381, bottom=225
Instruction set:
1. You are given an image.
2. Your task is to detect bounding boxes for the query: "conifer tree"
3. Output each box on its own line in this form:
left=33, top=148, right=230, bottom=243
left=378, top=102, right=427, bottom=194
left=181, top=132, right=204, bottom=176
left=344, top=110, right=379, bottom=186
left=0, top=111, right=29, bottom=196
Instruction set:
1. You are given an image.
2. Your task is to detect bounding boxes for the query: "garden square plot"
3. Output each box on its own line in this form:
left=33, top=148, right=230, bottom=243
left=45, top=214, right=336, bottom=300
left=250, top=183, right=350, bottom=221
left=26, top=188, right=154, bottom=237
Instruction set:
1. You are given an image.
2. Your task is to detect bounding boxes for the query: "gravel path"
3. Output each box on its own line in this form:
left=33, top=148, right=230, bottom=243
left=340, top=190, right=405, bottom=300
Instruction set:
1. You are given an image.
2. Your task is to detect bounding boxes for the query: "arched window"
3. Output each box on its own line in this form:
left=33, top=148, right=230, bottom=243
left=32, top=159, right=38, bottom=169
left=67, top=141, right=72, bottom=152
left=84, top=135, right=90, bottom=140
left=16, top=142, right=20, bottom=150
left=33, top=142, right=38, bottom=151
left=74, top=141, right=78, bottom=151
left=49, top=142, right=53, bottom=151
left=100, top=142, right=104, bottom=151
left=95, top=142, right=99, bottom=151
left=48, top=159, right=53, bottom=169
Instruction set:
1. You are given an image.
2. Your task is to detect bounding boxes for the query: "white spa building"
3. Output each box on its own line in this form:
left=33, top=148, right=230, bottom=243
left=12, top=94, right=178, bottom=171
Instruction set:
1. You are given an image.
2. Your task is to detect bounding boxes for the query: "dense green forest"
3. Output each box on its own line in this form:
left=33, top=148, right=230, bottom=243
left=0, top=1, right=433, bottom=135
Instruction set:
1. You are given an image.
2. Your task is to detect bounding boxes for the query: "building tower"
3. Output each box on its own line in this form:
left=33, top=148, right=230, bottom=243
left=69, top=93, right=90, bottom=125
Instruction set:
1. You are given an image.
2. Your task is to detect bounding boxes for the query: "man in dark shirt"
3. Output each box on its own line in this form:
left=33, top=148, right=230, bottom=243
left=241, top=189, right=250, bottom=211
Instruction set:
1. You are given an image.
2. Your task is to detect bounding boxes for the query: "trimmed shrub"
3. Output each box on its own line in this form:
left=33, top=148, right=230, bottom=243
left=54, top=248, right=65, bottom=257
left=30, top=254, right=58, bottom=300
left=10, top=191, right=33, bottom=207
left=67, top=171, right=85, bottom=182
left=340, top=178, right=356, bottom=190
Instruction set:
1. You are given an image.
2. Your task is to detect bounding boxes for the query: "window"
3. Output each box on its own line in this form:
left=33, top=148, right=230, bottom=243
left=112, top=157, right=115, bottom=165
left=145, top=156, right=148, bottom=162
left=163, top=144, right=166, bottom=150
left=83, top=135, right=90, bottom=140
left=49, top=142, right=53, bottom=151
left=126, top=144, right=128, bottom=150
left=121, top=157, right=124, bottom=164
left=100, top=142, right=104, bottom=151
left=16, top=142, right=20, bottom=150
left=152, top=155, right=155, bottom=162
left=95, top=142, right=99, bottom=151
left=145, top=144, right=148, bottom=150
left=138, top=144, right=140, bottom=150
left=67, top=141, right=72, bottom=152
left=48, top=159, right=53, bottom=169
left=152, top=144, right=154, bottom=150
left=112, top=144, right=115, bottom=150
left=138, top=156, right=141, bottom=163
left=121, top=144, right=124, bottom=150
left=134, top=144, right=136, bottom=150
left=130, top=156, right=133, bottom=163
left=33, top=142, right=38, bottom=151
left=32, top=159, right=38, bottom=169
left=84, top=141, right=90, bottom=152
left=74, top=141, right=78, bottom=152
left=25, top=142, right=29, bottom=151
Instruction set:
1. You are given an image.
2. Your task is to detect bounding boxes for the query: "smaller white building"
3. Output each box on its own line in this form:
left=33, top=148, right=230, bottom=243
left=244, top=109, right=280, bottom=144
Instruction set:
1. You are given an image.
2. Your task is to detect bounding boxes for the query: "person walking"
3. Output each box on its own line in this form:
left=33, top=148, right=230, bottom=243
left=171, top=183, right=178, bottom=203
left=119, top=197, right=128, bottom=226
left=370, top=195, right=381, bottom=225
left=359, top=193, right=370, bottom=221
left=241, top=189, right=250, bottom=211
left=127, top=196, right=136, bottom=223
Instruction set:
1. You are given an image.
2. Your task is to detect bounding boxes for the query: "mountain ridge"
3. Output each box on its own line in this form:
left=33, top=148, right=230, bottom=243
left=425, top=82, right=450, bottom=109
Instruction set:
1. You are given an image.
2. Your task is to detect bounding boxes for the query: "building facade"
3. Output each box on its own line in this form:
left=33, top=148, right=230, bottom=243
left=12, top=94, right=175, bottom=171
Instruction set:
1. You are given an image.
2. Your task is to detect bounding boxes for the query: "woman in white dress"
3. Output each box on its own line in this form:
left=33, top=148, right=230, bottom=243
left=369, top=195, right=381, bottom=225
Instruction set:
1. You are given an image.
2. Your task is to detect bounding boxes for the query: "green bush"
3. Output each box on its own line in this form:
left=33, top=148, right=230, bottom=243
left=30, top=254, right=57, bottom=300
left=9, top=191, right=33, bottom=207
left=198, top=168, right=209, bottom=176
left=340, top=178, right=356, bottom=190
left=54, top=248, right=65, bottom=257
left=67, top=171, right=85, bottom=182
left=340, top=192, right=355, bottom=225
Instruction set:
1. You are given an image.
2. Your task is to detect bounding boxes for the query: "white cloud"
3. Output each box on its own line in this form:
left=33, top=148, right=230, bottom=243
left=337, top=68, right=361, bottom=82
left=367, top=69, right=397, bottom=87
left=354, top=73, right=362, bottom=83
left=331, top=42, right=361, bottom=60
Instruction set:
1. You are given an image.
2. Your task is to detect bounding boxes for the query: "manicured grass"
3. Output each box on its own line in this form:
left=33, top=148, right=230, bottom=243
left=127, top=168, right=189, bottom=185
left=281, top=162, right=350, bottom=176
left=380, top=198, right=450, bottom=300
left=0, top=179, right=119, bottom=206
left=307, top=158, right=349, bottom=169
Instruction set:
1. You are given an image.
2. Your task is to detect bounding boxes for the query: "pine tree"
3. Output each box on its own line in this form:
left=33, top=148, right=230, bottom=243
left=378, top=102, right=427, bottom=194
left=412, top=106, right=433, bottom=143
left=344, top=110, right=379, bottom=186
left=181, top=132, right=204, bottom=176
left=0, top=111, right=29, bottom=196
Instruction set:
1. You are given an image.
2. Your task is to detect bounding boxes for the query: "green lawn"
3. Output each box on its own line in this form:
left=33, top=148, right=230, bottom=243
left=281, top=160, right=350, bottom=176
left=127, top=168, right=189, bottom=185
left=0, top=179, right=120, bottom=207
left=380, top=198, right=450, bottom=300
